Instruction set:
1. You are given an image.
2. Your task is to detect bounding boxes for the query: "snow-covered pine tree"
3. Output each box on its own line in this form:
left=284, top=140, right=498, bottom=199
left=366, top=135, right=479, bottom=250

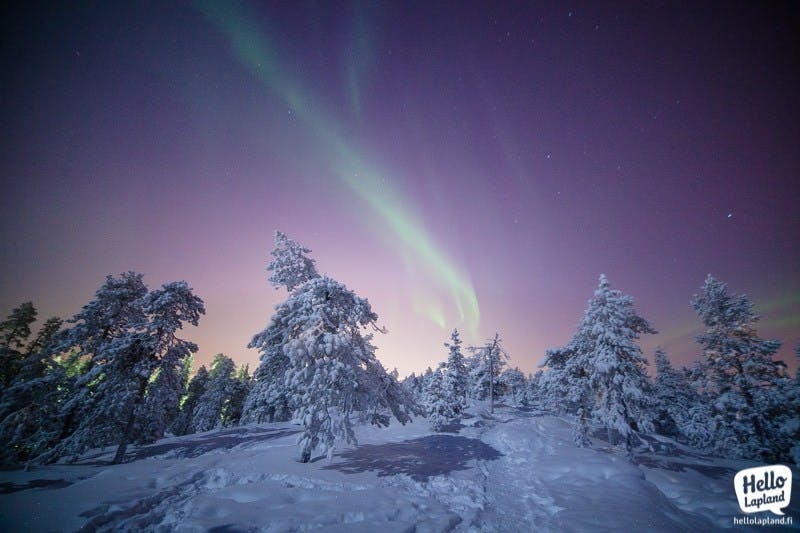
left=357, top=356, right=420, bottom=426
left=651, top=348, right=696, bottom=441
left=0, top=302, right=38, bottom=387
left=421, top=366, right=434, bottom=390
left=468, top=333, right=508, bottom=412
left=24, top=317, right=63, bottom=361
left=543, top=275, right=655, bottom=455
left=280, top=276, right=413, bottom=461
left=796, top=344, right=800, bottom=384
left=171, top=365, right=210, bottom=436
left=191, top=354, right=237, bottom=432
left=224, top=364, right=253, bottom=427
left=758, top=373, right=799, bottom=464
left=268, top=230, right=320, bottom=292
left=0, top=317, right=67, bottom=464
left=41, top=272, right=148, bottom=462
left=524, top=370, right=543, bottom=407
left=499, top=367, right=527, bottom=406
left=538, top=346, right=575, bottom=414
left=443, top=329, right=468, bottom=408
left=241, top=339, right=293, bottom=424
left=244, top=232, right=413, bottom=462
left=116, top=281, right=203, bottom=462
left=691, top=275, right=789, bottom=461
left=138, top=354, right=193, bottom=444
left=788, top=346, right=800, bottom=464
left=423, top=363, right=458, bottom=431
left=41, top=275, right=204, bottom=464
left=401, top=373, right=424, bottom=403
left=243, top=231, right=321, bottom=424
left=677, top=361, right=715, bottom=451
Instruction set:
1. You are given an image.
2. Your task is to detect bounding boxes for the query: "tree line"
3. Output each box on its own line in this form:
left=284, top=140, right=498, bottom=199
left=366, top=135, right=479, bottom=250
left=404, top=274, right=799, bottom=464
left=1, top=231, right=797, bottom=465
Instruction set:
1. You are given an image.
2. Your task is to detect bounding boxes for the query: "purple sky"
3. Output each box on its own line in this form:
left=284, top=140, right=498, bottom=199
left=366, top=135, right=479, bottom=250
left=2, top=1, right=798, bottom=377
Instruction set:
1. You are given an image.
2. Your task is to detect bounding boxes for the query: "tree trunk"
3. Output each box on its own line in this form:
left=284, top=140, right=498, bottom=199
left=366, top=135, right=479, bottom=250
left=489, top=357, right=494, bottom=414
left=488, top=335, right=499, bottom=414
left=113, top=377, right=148, bottom=464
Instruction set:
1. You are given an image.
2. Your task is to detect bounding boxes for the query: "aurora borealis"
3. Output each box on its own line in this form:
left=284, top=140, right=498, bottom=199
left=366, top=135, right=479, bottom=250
left=1, top=1, right=798, bottom=376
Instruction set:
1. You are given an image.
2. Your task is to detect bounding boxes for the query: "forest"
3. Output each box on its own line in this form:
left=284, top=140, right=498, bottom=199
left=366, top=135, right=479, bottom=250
left=1, top=231, right=797, bottom=468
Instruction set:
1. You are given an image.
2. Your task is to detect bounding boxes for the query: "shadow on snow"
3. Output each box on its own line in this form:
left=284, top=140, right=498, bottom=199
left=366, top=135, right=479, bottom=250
left=0, top=478, right=73, bottom=494
left=323, top=435, right=503, bottom=481
left=123, top=427, right=301, bottom=463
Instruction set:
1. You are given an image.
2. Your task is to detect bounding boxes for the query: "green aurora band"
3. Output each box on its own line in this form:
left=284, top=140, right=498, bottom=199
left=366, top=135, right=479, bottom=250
left=196, top=1, right=480, bottom=333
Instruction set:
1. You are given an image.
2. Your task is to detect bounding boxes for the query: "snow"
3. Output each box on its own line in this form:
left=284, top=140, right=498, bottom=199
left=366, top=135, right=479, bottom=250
left=2, top=404, right=797, bottom=531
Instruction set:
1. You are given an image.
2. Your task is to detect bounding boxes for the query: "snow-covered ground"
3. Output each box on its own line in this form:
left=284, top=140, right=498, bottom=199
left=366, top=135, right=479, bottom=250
left=1, top=404, right=797, bottom=532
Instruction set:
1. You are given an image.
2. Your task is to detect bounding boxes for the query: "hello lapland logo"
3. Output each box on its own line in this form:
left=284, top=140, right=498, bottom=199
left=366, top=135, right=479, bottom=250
left=734, top=465, right=792, bottom=515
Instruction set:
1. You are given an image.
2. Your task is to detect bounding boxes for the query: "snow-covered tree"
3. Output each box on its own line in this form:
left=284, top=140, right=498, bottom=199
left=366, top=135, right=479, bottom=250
left=468, top=333, right=508, bottom=412
left=651, top=348, right=696, bottom=441
left=0, top=317, right=68, bottom=464
left=224, top=364, right=253, bottom=427
left=243, top=231, right=319, bottom=424
left=423, top=363, right=458, bottom=431
left=241, top=338, right=293, bottom=424
left=40, top=272, right=148, bottom=462
left=138, top=355, right=190, bottom=445
left=244, top=233, right=413, bottom=462
left=0, top=302, right=38, bottom=387
left=41, top=274, right=204, bottom=464
left=171, top=366, right=210, bottom=436
left=499, top=367, right=527, bottom=406
left=538, top=347, right=574, bottom=414
left=401, top=372, right=424, bottom=402
left=691, top=275, right=789, bottom=461
left=524, top=370, right=544, bottom=407
left=267, top=230, right=320, bottom=291
left=443, top=329, right=468, bottom=408
left=796, top=344, right=800, bottom=384
left=277, top=277, right=413, bottom=461
left=543, top=275, right=655, bottom=454
left=192, top=354, right=237, bottom=432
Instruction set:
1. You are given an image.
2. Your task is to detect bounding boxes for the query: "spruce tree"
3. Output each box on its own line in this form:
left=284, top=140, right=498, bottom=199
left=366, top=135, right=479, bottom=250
left=543, top=275, right=655, bottom=455
left=443, top=329, right=468, bottom=408
left=423, top=363, right=457, bottom=431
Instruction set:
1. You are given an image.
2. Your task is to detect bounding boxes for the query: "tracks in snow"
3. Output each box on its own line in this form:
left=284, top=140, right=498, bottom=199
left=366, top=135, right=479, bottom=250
left=469, top=410, right=562, bottom=531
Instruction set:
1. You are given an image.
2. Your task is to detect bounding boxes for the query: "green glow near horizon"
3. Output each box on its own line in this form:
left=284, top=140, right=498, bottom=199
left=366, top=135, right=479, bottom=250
left=196, top=0, right=480, bottom=333
left=755, top=290, right=800, bottom=332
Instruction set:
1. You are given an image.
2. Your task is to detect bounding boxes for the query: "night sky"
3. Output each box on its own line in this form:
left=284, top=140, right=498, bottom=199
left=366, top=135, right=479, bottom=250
left=2, top=1, right=798, bottom=377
